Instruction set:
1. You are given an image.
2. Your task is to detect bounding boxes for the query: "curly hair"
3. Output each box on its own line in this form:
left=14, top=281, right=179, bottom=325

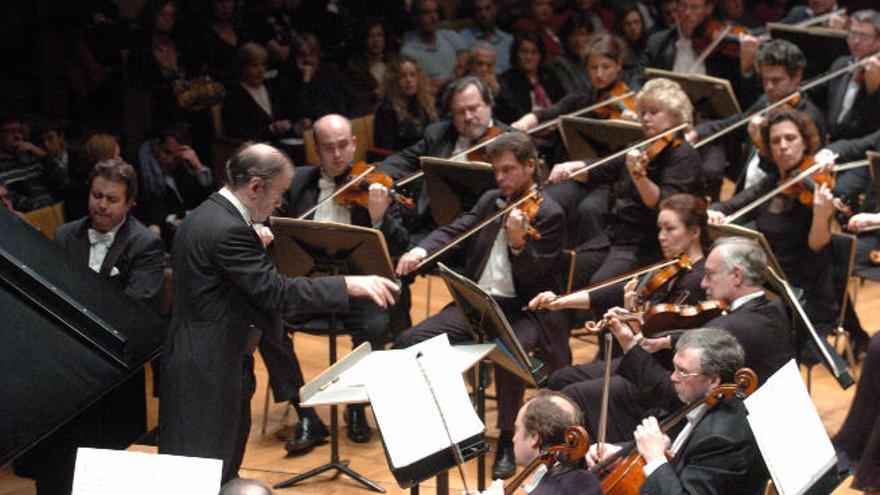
left=634, top=78, right=693, bottom=127
left=383, top=55, right=438, bottom=125
left=760, top=107, right=821, bottom=162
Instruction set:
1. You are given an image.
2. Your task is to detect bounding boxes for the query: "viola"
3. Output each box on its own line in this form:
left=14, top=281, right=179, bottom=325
left=465, top=126, right=505, bottom=162
left=594, top=368, right=759, bottom=495
left=334, top=161, right=415, bottom=209
left=504, top=426, right=590, bottom=495
left=591, top=81, right=636, bottom=120
left=692, top=19, right=751, bottom=58
left=779, top=155, right=835, bottom=207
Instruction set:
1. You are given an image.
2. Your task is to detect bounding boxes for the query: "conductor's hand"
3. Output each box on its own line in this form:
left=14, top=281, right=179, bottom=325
left=396, top=249, right=425, bottom=277
left=586, top=442, right=622, bottom=468
left=344, top=275, right=399, bottom=308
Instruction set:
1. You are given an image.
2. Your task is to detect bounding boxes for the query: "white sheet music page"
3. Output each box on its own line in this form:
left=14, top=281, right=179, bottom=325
left=365, top=334, right=485, bottom=469
left=72, top=447, right=222, bottom=495
left=744, top=360, right=837, bottom=495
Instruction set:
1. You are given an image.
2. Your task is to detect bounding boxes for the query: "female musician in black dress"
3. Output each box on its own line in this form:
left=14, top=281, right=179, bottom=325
left=708, top=107, right=838, bottom=330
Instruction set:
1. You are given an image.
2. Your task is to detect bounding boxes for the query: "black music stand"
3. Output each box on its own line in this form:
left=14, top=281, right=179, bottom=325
left=267, top=217, right=395, bottom=492
left=558, top=117, right=643, bottom=160
left=768, top=23, right=849, bottom=80
left=420, top=157, right=497, bottom=227
left=436, top=263, right=546, bottom=491
left=645, top=68, right=741, bottom=123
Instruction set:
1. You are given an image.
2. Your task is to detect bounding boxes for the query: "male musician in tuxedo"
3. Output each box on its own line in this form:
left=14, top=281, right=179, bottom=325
left=779, top=0, right=842, bottom=27
left=395, top=131, right=570, bottom=479
left=686, top=39, right=826, bottom=194
left=55, top=158, right=165, bottom=305
left=813, top=10, right=880, bottom=142
left=587, top=327, right=769, bottom=495
left=469, top=391, right=603, bottom=495
left=262, top=114, right=410, bottom=453
left=159, top=143, right=399, bottom=483
left=558, top=236, right=793, bottom=443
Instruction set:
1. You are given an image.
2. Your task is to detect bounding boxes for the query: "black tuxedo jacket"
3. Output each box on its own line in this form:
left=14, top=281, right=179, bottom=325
left=416, top=188, right=565, bottom=303
left=55, top=215, right=165, bottom=304
left=643, top=25, right=739, bottom=90
left=641, top=399, right=769, bottom=495
left=820, top=56, right=880, bottom=142
left=531, top=463, right=603, bottom=495
left=378, top=120, right=512, bottom=179
left=279, top=165, right=410, bottom=257
left=222, top=81, right=288, bottom=141
left=159, top=192, right=349, bottom=481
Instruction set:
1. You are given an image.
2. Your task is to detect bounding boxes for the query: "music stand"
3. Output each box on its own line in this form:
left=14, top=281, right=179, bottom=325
left=768, top=23, right=849, bottom=80
left=645, top=68, right=741, bottom=123
left=867, top=151, right=880, bottom=208
left=420, top=157, right=496, bottom=227
left=436, top=263, right=546, bottom=490
left=267, top=217, right=395, bottom=492
left=558, top=117, right=643, bottom=160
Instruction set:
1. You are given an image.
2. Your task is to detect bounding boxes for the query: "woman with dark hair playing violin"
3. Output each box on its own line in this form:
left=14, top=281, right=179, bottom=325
left=553, top=78, right=706, bottom=289
left=708, top=107, right=839, bottom=333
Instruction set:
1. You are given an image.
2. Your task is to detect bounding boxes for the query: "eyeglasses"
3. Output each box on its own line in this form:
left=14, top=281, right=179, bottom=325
left=673, top=367, right=703, bottom=380
left=847, top=30, right=877, bottom=42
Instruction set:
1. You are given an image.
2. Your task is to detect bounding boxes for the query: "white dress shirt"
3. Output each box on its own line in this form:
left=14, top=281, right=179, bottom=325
left=87, top=220, right=124, bottom=273
left=314, top=174, right=352, bottom=224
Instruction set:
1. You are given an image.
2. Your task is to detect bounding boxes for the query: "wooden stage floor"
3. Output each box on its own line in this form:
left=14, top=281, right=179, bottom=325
left=3, top=275, right=879, bottom=494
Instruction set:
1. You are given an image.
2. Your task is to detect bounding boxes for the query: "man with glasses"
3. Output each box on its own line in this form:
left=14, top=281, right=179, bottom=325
left=816, top=9, right=880, bottom=142
left=265, top=114, right=410, bottom=454
left=556, top=236, right=793, bottom=443
left=0, top=116, right=70, bottom=212
left=586, top=327, right=770, bottom=494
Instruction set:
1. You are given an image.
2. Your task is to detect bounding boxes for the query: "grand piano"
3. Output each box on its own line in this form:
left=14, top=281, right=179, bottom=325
left=0, top=208, right=167, bottom=493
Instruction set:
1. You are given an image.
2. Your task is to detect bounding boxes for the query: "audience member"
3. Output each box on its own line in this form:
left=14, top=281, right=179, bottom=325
left=0, top=116, right=70, bottom=212
left=195, top=0, right=245, bottom=84
left=495, top=31, right=564, bottom=125
left=612, top=2, right=650, bottom=73
left=560, top=0, right=612, bottom=33
left=458, top=0, right=514, bottom=74
left=401, top=0, right=469, bottom=92
left=345, top=17, right=397, bottom=114
left=464, top=42, right=502, bottom=98
left=549, top=12, right=595, bottom=94
left=245, top=0, right=297, bottom=68
left=374, top=56, right=439, bottom=151
left=512, top=0, right=567, bottom=62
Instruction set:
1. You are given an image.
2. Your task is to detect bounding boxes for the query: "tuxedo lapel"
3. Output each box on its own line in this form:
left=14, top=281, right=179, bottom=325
left=100, top=216, right=133, bottom=276
left=68, top=219, right=91, bottom=266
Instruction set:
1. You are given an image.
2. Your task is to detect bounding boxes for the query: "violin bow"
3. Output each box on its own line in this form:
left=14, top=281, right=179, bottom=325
left=392, top=130, right=507, bottom=189
left=724, top=161, right=824, bottom=224
left=529, top=91, right=636, bottom=134
left=696, top=50, right=880, bottom=150
left=296, top=164, right=376, bottom=220
left=596, top=332, right=614, bottom=459
left=567, top=123, right=689, bottom=181
left=794, top=7, right=846, bottom=28
left=414, top=351, right=470, bottom=493
left=690, top=24, right=733, bottom=74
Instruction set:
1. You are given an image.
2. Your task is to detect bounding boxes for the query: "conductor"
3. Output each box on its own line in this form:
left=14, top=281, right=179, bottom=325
left=158, top=143, right=398, bottom=482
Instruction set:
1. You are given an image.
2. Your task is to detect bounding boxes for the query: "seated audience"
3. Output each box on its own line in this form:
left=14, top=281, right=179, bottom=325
left=194, top=0, right=246, bottom=84
left=345, top=17, right=397, bottom=115
left=458, top=0, right=513, bottom=74
left=374, top=56, right=439, bottom=151
left=549, top=12, right=595, bottom=94
left=495, top=31, right=564, bottom=125
left=401, top=0, right=469, bottom=92
left=245, top=0, right=297, bottom=68
left=512, top=0, right=567, bottom=62
left=0, top=116, right=70, bottom=212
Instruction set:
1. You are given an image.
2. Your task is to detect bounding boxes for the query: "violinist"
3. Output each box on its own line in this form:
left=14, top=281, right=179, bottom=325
left=586, top=328, right=769, bottom=495
left=778, top=0, right=846, bottom=29
left=687, top=39, right=826, bottom=196
left=708, top=108, right=840, bottom=334
left=264, top=114, right=410, bottom=454
left=643, top=0, right=731, bottom=79
left=466, top=392, right=602, bottom=495
left=394, top=132, right=570, bottom=480
left=816, top=9, right=880, bottom=142
left=552, top=236, right=793, bottom=443
left=554, top=78, right=705, bottom=288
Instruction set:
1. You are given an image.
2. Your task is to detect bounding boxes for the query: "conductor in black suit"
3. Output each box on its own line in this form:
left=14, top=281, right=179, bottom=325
left=158, top=143, right=399, bottom=483
left=56, top=158, right=165, bottom=305
left=587, top=327, right=769, bottom=495
left=394, top=131, right=570, bottom=480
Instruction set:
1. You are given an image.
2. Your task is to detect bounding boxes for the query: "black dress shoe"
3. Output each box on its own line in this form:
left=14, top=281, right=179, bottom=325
left=345, top=404, right=372, bottom=443
left=284, top=416, right=329, bottom=455
left=492, top=442, right=516, bottom=479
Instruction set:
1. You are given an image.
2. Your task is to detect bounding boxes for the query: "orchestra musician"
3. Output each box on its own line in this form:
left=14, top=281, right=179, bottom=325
left=158, top=143, right=399, bottom=483
left=778, top=0, right=845, bottom=28
left=708, top=108, right=839, bottom=334
left=259, top=114, right=411, bottom=454
left=542, top=235, right=793, bottom=443
left=394, top=132, right=570, bottom=480
left=512, top=33, right=638, bottom=250
left=467, top=391, right=603, bottom=495
left=553, top=77, right=705, bottom=289
left=687, top=39, right=827, bottom=197
left=587, top=327, right=770, bottom=495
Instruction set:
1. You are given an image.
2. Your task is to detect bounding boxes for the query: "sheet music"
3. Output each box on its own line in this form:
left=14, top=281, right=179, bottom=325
left=744, top=360, right=837, bottom=495
left=72, top=448, right=222, bottom=495
left=365, top=335, right=485, bottom=469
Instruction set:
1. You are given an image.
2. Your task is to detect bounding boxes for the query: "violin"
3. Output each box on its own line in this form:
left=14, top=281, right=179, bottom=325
left=465, top=126, right=505, bottom=162
left=779, top=155, right=835, bottom=207
left=637, top=255, right=692, bottom=301
left=583, top=299, right=728, bottom=338
left=632, top=132, right=682, bottom=178
left=692, top=19, right=751, bottom=58
left=594, top=368, right=759, bottom=495
left=591, top=81, right=636, bottom=120
left=504, top=426, right=590, bottom=495
left=510, top=191, right=544, bottom=240
left=334, top=161, right=415, bottom=209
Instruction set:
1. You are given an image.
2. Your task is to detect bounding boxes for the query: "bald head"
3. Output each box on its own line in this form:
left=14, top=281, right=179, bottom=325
left=313, top=114, right=357, bottom=177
